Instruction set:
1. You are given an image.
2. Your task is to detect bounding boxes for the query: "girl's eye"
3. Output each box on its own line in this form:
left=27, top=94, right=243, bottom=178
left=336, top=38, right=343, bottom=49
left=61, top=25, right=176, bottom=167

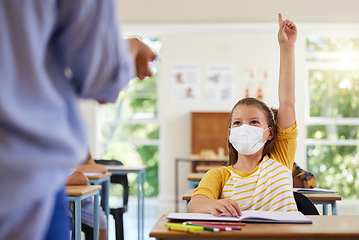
left=251, top=120, right=259, bottom=124
left=233, top=121, right=241, bottom=126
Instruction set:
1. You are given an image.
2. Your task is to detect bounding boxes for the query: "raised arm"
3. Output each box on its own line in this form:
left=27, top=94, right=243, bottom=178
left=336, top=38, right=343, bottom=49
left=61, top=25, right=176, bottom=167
left=277, top=13, right=297, bottom=129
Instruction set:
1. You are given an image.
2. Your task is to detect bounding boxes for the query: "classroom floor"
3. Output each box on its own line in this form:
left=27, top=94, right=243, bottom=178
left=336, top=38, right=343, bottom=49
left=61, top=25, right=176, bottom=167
left=108, top=196, right=161, bottom=240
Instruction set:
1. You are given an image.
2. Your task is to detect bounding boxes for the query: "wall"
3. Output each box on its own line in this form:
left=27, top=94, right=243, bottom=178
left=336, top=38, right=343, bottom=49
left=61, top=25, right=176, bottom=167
left=118, top=0, right=359, bottom=24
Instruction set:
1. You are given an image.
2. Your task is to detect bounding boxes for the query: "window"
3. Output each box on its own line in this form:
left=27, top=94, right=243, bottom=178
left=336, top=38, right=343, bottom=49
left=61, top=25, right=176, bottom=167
left=98, top=38, right=161, bottom=197
left=306, top=37, right=359, bottom=198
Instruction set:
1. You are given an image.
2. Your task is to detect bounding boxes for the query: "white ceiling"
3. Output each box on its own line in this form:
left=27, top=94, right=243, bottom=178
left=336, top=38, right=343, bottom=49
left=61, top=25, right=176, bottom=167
left=117, top=0, right=359, bottom=24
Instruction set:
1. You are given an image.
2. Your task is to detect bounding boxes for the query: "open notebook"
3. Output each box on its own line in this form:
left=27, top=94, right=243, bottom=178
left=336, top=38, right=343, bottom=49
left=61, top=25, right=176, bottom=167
left=293, top=187, right=336, bottom=193
left=167, top=210, right=312, bottom=224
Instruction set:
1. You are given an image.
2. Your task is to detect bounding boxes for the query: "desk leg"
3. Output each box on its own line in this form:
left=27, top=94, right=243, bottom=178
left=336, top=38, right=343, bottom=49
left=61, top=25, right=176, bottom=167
left=323, top=203, right=328, bottom=215
left=184, top=200, right=189, bottom=213
left=94, top=194, right=99, bottom=240
left=137, top=172, right=140, bottom=240
left=74, top=198, right=81, bottom=240
left=175, top=158, right=179, bottom=212
left=332, top=201, right=338, bottom=215
left=104, top=178, right=110, bottom=236
left=141, top=171, right=145, bottom=240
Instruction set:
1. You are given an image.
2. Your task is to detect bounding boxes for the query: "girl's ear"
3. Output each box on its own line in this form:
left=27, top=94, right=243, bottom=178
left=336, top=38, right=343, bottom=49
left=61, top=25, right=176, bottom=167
left=267, top=127, right=274, bottom=140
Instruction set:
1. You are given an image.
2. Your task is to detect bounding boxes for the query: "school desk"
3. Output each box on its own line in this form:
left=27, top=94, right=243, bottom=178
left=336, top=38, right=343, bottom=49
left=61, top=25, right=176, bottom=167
left=66, top=185, right=102, bottom=240
left=150, top=214, right=359, bottom=240
left=196, top=165, right=222, bottom=172
left=106, top=165, right=146, bottom=240
left=182, top=188, right=342, bottom=215
left=187, top=173, right=206, bottom=189
left=86, top=172, right=112, bottom=239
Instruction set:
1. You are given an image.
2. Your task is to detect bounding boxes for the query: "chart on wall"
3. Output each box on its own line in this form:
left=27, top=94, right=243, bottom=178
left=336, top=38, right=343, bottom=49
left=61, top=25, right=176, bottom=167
left=242, top=65, right=269, bottom=100
left=171, top=64, right=200, bottom=102
left=205, top=64, right=235, bottom=103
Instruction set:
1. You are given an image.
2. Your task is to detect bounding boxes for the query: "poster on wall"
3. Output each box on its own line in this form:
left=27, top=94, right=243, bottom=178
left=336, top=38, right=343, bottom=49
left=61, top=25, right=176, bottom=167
left=242, top=65, right=269, bottom=100
left=205, top=64, right=235, bottom=103
left=171, top=64, right=200, bottom=102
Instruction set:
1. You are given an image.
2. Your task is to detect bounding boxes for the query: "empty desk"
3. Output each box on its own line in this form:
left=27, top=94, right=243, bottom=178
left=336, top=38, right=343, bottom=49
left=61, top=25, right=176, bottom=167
left=66, top=185, right=102, bottom=240
left=86, top=172, right=112, bottom=238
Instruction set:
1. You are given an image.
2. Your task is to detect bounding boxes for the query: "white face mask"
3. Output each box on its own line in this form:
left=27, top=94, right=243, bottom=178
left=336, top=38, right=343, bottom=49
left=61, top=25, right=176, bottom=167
left=229, top=124, right=270, bottom=155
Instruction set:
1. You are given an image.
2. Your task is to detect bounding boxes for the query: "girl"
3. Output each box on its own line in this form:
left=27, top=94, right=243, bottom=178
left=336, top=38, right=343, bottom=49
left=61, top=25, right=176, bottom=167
left=187, top=13, right=298, bottom=217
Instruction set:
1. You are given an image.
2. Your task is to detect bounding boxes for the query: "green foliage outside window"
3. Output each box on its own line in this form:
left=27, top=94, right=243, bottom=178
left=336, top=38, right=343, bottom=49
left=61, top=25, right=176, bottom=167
left=307, top=145, right=359, bottom=198
left=306, top=37, right=359, bottom=199
left=99, top=38, right=161, bottom=197
left=308, top=70, right=359, bottom=118
left=307, top=37, right=359, bottom=62
left=100, top=75, right=159, bottom=196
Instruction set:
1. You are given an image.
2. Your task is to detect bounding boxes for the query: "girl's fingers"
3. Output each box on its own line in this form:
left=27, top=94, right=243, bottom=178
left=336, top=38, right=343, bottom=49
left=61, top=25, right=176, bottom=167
left=220, top=201, right=241, bottom=217
left=220, top=205, right=232, bottom=217
left=232, top=202, right=242, bottom=217
left=278, top=13, right=283, bottom=25
left=284, top=19, right=296, bottom=30
left=211, top=209, right=222, bottom=217
left=225, top=200, right=240, bottom=217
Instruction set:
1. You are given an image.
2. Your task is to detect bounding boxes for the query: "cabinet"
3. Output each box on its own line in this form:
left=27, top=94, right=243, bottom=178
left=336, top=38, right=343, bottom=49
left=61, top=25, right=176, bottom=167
left=190, top=112, right=230, bottom=172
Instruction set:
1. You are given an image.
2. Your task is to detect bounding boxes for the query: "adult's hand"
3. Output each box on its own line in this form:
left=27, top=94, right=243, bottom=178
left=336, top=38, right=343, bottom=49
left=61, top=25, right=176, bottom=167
left=128, top=38, right=157, bottom=80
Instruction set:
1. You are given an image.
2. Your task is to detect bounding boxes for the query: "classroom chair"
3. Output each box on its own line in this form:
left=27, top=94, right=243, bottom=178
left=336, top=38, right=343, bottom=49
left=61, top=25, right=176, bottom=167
left=293, top=192, right=320, bottom=215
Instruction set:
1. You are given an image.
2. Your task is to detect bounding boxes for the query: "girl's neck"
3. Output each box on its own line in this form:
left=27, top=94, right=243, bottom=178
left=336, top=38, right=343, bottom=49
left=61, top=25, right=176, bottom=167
left=233, top=152, right=263, bottom=172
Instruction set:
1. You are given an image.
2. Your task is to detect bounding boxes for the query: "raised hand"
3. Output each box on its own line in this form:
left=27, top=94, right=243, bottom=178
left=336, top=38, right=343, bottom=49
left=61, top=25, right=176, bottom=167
left=278, top=13, right=297, bottom=48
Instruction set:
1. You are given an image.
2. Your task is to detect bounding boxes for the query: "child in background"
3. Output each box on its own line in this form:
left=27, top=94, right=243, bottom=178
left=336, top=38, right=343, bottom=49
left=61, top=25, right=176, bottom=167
left=67, top=153, right=108, bottom=240
left=187, top=13, right=298, bottom=217
left=292, top=162, right=317, bottom=189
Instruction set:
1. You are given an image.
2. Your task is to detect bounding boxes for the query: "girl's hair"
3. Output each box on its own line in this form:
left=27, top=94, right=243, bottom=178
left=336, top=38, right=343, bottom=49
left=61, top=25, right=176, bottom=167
left=227, top=97, right=278, bottom=165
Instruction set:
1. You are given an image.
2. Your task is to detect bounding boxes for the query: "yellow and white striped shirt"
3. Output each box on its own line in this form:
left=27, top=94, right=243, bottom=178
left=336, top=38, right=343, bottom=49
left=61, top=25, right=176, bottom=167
left=221, top=158, right=297, bottom=211
left=193, top=122, right=298, bottom=212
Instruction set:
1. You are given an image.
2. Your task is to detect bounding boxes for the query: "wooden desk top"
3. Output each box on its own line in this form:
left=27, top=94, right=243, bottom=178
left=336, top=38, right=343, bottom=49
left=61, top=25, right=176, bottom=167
left=106, top=165, right=146, bottom=172
left=85, top=172, right=112, bottom=180
left=177, top=157, right=228, bottom=162
left=196, top=165, right=222, bottom=172
left=182, top=188, right=342, bottom=202
left=66, top=185, right=102, bottom=196
left=187, top=173, right=206, bottom=181
left=301, top=193, right=342, bottom=201
left=150, top=214, right=359, bottom=239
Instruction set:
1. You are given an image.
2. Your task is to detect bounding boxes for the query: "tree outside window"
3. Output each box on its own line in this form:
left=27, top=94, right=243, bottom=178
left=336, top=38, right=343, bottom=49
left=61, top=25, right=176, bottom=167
left=306, top=37, right=359, bottom=198
left=98, top=38, right=161, bottom=197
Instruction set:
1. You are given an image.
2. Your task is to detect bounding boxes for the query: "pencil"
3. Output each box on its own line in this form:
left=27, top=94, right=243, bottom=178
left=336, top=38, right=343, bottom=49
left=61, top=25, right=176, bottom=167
left=166, top=223, right=203, bottom=231
left=165, top=224, right=196, bottom=233
left=183, top=223, right=221, bottom=232
left=206, top=223, right=242, bottom=230
left=186, top=222, right=232, bottom=231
